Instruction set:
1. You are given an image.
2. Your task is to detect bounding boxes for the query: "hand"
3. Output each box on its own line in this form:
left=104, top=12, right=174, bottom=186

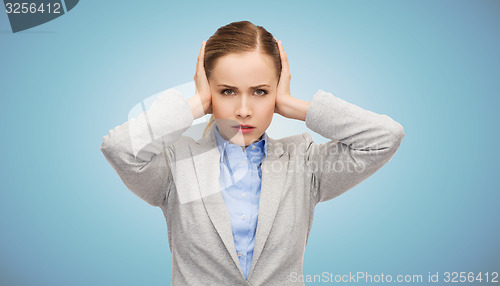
left=273, top=39, right=311, bottom=121
left=189, top=41, right=212, bottom=119
left=274, top=39, right=292, bottom=116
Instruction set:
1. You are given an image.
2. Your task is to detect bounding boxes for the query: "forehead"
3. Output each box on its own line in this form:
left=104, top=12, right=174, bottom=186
left=211, top=52, right=276, bottom=86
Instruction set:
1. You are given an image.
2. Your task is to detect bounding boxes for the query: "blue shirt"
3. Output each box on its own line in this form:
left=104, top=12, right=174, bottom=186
left=213, top=124, right=268, bottom=280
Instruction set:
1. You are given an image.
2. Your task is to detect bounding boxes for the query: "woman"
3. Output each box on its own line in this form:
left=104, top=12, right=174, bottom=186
left=100, top=20, right=404, bottom=285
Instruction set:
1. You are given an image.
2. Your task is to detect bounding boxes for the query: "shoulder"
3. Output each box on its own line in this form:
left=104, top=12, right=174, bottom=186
left=274, top=132, right=312, bottom=144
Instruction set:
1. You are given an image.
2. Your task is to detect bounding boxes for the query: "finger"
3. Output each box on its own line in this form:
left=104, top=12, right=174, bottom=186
left=278, top=40, right=290, bottom=75
left=197, top=41, right=205, bottom=67
left=199, top=41, right=205, bottom=58
left=279, top=41, right=289, bottom=70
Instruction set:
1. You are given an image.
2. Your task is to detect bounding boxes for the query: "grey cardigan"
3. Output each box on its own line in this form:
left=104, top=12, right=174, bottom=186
left=100, top=89, right=404, bottom=285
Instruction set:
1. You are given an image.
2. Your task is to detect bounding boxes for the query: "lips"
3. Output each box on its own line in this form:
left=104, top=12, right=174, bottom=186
left=234, top=124, right=255, bottom=129
left=232, top=124, right=255, bottom=134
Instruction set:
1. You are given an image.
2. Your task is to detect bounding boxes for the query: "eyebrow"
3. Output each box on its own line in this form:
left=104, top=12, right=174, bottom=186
left=217, top=84, right=270, bottom=90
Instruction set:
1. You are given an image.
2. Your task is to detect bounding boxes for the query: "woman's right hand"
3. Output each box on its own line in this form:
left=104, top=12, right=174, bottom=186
left=189, top=41, right=212, bottom=119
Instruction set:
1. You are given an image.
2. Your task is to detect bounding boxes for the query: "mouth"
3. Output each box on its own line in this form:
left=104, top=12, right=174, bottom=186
left=232, top=124, right=255, bottom=134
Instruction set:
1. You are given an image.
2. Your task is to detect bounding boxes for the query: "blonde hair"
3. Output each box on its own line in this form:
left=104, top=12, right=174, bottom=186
left=201, top=20, right=281, bottom=138
left=203, top=115, right=215, bottom=138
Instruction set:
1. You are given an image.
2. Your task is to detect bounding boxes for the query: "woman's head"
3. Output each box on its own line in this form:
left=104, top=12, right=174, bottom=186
left=202, top=21, right=281, bottom=147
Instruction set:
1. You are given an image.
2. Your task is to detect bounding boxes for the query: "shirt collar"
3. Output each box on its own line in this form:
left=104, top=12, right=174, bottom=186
left=213, top=124, right=268, bottom=163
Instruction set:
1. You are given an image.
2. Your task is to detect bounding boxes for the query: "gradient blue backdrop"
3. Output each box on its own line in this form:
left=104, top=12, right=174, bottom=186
left=1, top=1, right=499, bottom=285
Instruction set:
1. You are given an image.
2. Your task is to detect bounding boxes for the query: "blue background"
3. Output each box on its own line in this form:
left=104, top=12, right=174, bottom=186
left=1, top=0, right=499, bottom=285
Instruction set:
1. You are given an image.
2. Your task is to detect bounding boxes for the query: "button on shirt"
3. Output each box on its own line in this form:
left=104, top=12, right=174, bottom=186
left=213, top=125, right=268, bottom=280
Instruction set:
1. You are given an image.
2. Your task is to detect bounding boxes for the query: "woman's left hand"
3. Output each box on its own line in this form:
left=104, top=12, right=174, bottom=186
left=274, top=39, right=292, bottom=115
left=274, top=39, right=310, bottom=121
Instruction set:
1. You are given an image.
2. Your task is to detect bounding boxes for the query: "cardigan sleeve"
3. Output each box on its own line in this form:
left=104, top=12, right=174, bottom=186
left=304, top=89, right=405, bottom=204
left=99, top=88, right=194, bottom=207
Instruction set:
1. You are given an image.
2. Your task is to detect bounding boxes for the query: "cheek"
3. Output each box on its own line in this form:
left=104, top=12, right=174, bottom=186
left=258, top=99, right=276, bottom=124
left=212, top=97, right=231, bottom=118
left=264, top=95, right=276, bottom=111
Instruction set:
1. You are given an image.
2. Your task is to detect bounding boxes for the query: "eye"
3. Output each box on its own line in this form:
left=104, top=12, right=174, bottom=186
left=221, top=89, right=236, bottom=96
left=254, top=89, right=268, bottom=96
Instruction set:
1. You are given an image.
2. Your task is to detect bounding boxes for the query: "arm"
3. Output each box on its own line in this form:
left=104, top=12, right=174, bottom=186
left=273, top=40, right=403, bottom=204
left=100, top=89, right=194, bottom=207
left=277, top=88, right=404, bottom=203
left=302, top=89, right=405, bottom=203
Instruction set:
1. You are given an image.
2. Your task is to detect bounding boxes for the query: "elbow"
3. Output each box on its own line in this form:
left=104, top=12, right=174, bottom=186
left=378, top=115, right=405, bottom=153
left=382, top=114, right=405, bottom=144
left=99, top=134, right=111, bottom=157
left=99, top=133, right=120, bottom=163
left=387, top=121, right=405, bottom=155
left=393, top=121, right=405, bottom=143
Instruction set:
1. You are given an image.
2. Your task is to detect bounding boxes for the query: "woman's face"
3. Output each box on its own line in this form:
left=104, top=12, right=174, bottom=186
left=209, top=51, right=278, bottom=147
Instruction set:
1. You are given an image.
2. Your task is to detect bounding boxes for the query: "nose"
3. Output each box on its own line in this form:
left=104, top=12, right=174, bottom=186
left=236, top=95, right=252, bottom=119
